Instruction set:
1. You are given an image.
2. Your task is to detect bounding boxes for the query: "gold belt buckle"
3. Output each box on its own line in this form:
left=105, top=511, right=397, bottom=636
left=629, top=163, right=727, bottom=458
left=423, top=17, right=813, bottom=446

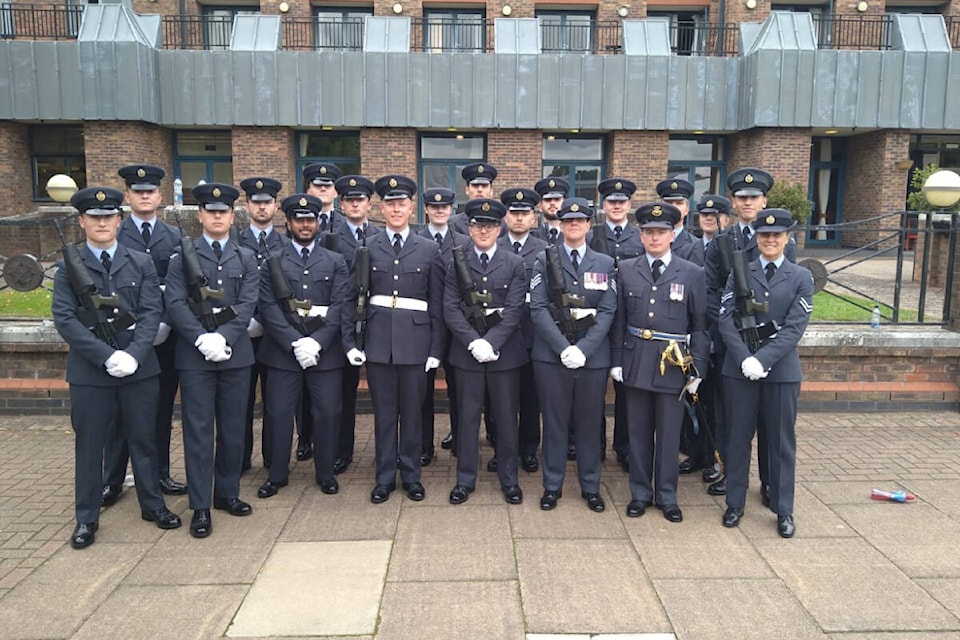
left=642, top=328, right=653, bottom=340
left=391, top=295, right=398, bottom=309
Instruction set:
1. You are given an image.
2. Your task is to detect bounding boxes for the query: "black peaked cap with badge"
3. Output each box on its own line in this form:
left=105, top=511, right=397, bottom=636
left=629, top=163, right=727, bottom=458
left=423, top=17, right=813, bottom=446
left=335, top=176, right=375, bottom=199
left=534, top=176, right=569, bottom=199
left=656, top=178, right=694, bottom=201
left=726, top=168, right=774, bottom=197
left=751, top=208, right=796, bottom=232
left=635, top=202, right=681, bottom=228
left=193, top=183, right=240, bottom=211
left=461, top=162, right=498, bottom=185
left=464, top=198, right=506, bottom=224
left=71, top=187, right=125, bottom=214
left=117, top=165, right=165, bottom=191
left=239, top=177, right=282, bottom=202
left=696, top=194, right=732, bottom=214
left=597, top=178, right=637, bottom=201
left=281, top=194, right=323, bottom=218
left=302, top=163, right=342, bottom=186
left=558, top=197, right=594, bottom=220
left=501, top=188, right=540, bottom=210
left=374, top=175, right=417, bottom=200
left=422, top=187, right=456, bottom=206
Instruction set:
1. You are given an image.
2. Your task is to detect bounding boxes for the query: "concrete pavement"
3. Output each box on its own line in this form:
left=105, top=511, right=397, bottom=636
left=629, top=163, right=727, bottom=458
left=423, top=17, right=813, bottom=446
left=1, top=411, right=959, bottom=639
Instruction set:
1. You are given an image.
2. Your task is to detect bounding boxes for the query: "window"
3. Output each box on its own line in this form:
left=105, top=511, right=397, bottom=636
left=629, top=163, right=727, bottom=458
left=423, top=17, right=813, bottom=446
left=422, top=10, right=485, bottom=52
left=418, top=133, right=486, bottom=220
left=808, top=137, right=846, bottom=246
left=536, top=10, right=594, bottom=53
left=202, top=5, right=257, bottom=50
left=173, top=131, right=233, bottom=205
left=31, top=125, right=86, bottom=200
left=667, top=135, right=726, bottom=207
left=647, top=10, right=708, bottom=56
left=297, top=131, right=361, bottom=191
left=542, top=134, right=605, bottom=205
left=314, top=7, right=371, bottom=51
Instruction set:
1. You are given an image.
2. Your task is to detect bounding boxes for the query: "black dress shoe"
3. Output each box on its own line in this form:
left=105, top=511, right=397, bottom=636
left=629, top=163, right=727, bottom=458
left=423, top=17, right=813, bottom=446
left=626, top=500, right=649, bottom=517
left=257, top=480, right=288, bottom=499
left=101, top=485, right=122, bottom=507
left=449, top=485, right=473, bottom=504
left=486, top=458, right=498, bottom=472
left=403, top=481, right=425, bottom=501
left=419, top=450, right=434, bottom=467
left=777, top=515, right=796, bottom=538
left=159, top=477, right=188, bottom=495
left=678, top=456, right=702, bottom=474
left=190, top=509, right=212, bottom=538
left=582, top=492, right=605, bottom=513
left=70, top=522, right=98, bottom=549
left=333, top=457, right=352, bottom=475
left=540, top=489, right=562, bottom=510
left=296, top=446, right=313, bottom=461
left=318, top=479, right=339, bottom=495
left=440, top=432, right=454, bottom=450
left=761, top=483, right=771, bottom=508
left=707, top=477, right=727, bottom=496
left=502, top=485, right=523, bottom=505
left=661, top=504, right=683, bottom=523
left=521, top=454, right=539, bottom=473
left=566, top=445, right=577, bottom=461
left=702, top=467, right=722, bottom=483
left=722, top=506, right=744, bottom=528
left=141, top=507, right=182, bottom=530
left=370, top=484, right=395, bottom=504
left=213, top=497, right=253, bottom=516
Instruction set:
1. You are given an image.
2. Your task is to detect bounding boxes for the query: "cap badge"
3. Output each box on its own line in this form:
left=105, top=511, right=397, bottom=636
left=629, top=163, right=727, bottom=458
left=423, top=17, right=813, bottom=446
left=670, top=181, right=678, bottom=190
left=349, top=179, right=357, bottom=187
left=299, top=197, right=308, bottom=207
left=765, top=214, right=776, bottom=224
left=389, top=178, right=398, bottom=188
left=481, top=202, right=491, bottom=212
left=570, top=204, right=580, bottom=212
left=652, top=205, right=662, bottom=217
left=515, top=191, right=523, bottom=200
left=212, top=187, right=222, bottom=198
left=706, top=199, right=714, bottom=207
left=745, top=174, right=754, bottom=184
left=434, top=193, right=442, bottom=202
left=477, top=166, right=485, bottom=174
left=136, top=168, right=146, bottom=178
left=615, top=182, right=622, bottom=190
left=548, top=179, right=556, bottom=188
left=255, top=180, right=263, bottom=189
left=319, top=167, right=327, bottom=175
left=95, top=191, right=106, bottom=202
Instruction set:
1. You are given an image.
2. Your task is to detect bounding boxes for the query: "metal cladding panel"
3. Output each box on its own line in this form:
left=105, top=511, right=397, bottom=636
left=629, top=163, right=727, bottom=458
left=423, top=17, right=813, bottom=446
left=1, top=42, right=36, bottom=119
left=667, top=56, right=691, bottom=130
left=829, top=51, right=859, bottom=127
left=421, top=54, right=450, bottom=127
left=599, top=55, right=626, bottom=129
left=494, top=18, right=540, bottom=54
left=320, top=53, right=350, bottom=127
left=877, top=52, right=906, bottom=127
left=231, top=52, right=280, bottom=125
left=750, top=50, right=782, bottom=126
left=892, top=14, right=951, bottom=52
left=514, top=54, right=540, bottom=128
left=921, top=52, right=950, bottom=128
left=580, top=56, right=607, bottom=130
left=622, top=55, right=649, bottom=129
left=537, top=56, right=561, bottom=128
left=495, top=55, right=519, bottom=128
left=362, top=53, right=388, bottom=126
left=556, top=55, right=584, bottom=130
left=622, top=19, right=672, bottom=56
left=363, top=17, right=410, bottom=53
left=136, top=14, right=162, bottom=48
left=854, top=51, right=882, bottom=127
left=340, top=53, right=366, bottom=126
left=294, top=55, right=322, bottom=125
left=945, top=56, right=960, bottom=129
left=231, top=15, right=281, bottom=51
left=722, top=57, right=741, bottom=130
left=386, top=52, right=410, bottom=126
left=274, top=51, right=299, bottom=125
left=899, top=52, right=926, bottom=128
left=78, top=5, right=153, bottom=46
left=407, top=54, right=432, bottom=127
left=740, top=22, right=763, bottom=54
left=472, top=55, right=497, bottom=127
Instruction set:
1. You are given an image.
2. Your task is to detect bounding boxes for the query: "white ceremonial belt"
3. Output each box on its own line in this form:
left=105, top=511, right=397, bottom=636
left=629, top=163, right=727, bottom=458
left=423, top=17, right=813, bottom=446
left=295, top=305, right=329, bottom=318
left=483, top=307, right=504, bottom=316
left=569, top=308, right=597, bottom=320
left=369, top=295, right=429, bottom=312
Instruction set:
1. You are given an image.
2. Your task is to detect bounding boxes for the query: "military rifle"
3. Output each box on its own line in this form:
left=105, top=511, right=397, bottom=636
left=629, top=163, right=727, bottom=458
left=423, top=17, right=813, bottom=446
left=544, top=244, right=595, bottom=343
left=354, top=234, right=370, bottom=349
left=264, top=242, right=325, bottom=336
left=731, top=249, right=778, bottom=353
left=451, top=244, right=502, bottom=336
left=171, top=209, right=236, bottom=332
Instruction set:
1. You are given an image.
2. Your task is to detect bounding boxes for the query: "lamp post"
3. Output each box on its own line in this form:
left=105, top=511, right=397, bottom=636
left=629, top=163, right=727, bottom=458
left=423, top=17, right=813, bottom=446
left=920, top=169, right=960, bottom=326
left=45, top=173, right=78, bottom=203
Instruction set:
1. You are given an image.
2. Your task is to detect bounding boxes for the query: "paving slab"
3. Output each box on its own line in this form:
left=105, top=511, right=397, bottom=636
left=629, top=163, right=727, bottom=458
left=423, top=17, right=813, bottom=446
left=916, top=578, right=960, bottom=619
left=280, top=481, right=400, bottom=542
left=804, top=480, right=905, bottom=506
left=509, top=482, right=625, bottom=540
left=757, top=537, right=959, bottom=632
left=376, top=580, right=524, bottom=640
left=228, top=541, right=391, bottom=637
left=72, top=584, right=248, bottom=640
left=387, top=505, right=517, bottom=582
left=826, top=634, right=960, bottom=640
left=516, top=539, right=670, bottom=635
left=903, top=480, right=960, bottom=519
left=656, top=578, right=827, bottom=640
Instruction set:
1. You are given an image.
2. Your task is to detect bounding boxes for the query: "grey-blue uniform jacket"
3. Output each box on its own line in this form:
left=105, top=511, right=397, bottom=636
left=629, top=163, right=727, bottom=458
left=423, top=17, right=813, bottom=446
left=52, top=244, right=162, bottom=385
left=497, top=234, right=548, bottom=350
left=238, top=225, right=286, bottom=266
left=611, top=254, right=710, bottom=392
left=118, top=215, right=181, bottom=284
left=257, top=240, right=351, bottom=372
left=718, top=259, right=813, bottom=382
left=418, top=227, right=470, bottom=266
left=164, top=239, right=259, bottom=370
left=362, top=231, right=446, bottom=366
left=443, top=248, right=529, bottom=372
left=587, top=221, right=644, bottom=267
left=672, top=227, right=705, bottom=267
left=529, top=246, right=617, bottom=369
left=324, top=221, right=382, bottom=273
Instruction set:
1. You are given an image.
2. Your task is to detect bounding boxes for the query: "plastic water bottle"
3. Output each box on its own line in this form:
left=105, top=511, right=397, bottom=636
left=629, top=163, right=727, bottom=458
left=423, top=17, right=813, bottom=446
left=870, top=304, right=881, bottom=329
left=173, top=177, right=183, bottom=207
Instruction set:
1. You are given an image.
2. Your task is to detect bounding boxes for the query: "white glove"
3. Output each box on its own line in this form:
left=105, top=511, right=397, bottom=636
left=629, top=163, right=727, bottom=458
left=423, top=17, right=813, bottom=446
left=684, top=376, right=703, bottom=396
left=247, top=317, right=264, bottom=338
left=347, top=348, right=367, bottom=366
left=560, top=345, right=587, bottom=369
left=206, top=347, right=233, bottom=363
left=195, top=333, right=227, bottom=360
left=741, top=356, right=767, bottom=381
left=292, top=337, right=321, bottom=369
left=610, top=366, right=623, bottom=383
left=468, top=339, right=497, bottom=364
left=152, top=321, right=171, bottom=346
left=425, top=357, right=441, bottom=372
left=104, top=350, right=139, bottom=378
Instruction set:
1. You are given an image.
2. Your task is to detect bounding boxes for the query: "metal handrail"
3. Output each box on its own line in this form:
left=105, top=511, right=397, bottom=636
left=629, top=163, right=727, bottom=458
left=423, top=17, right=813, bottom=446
left=0, top=3, right=84, bottom=40
left=811, top=13, right=893, bottom=50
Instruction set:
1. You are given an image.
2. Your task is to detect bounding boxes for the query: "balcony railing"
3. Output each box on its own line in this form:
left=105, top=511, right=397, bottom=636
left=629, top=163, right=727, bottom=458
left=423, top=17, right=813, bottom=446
left=161, top=14, right=234, bottom=50
left=411, top=17, right=492, bottom=53
left=945, top=16, right=960, bottom=49
left=0, top=3, right=84, bottom=40
left=670, top=22, right=740, bottom=56
left=811, top=14, right=893, bottom=50
left=282, top=16, right=366, bottom=51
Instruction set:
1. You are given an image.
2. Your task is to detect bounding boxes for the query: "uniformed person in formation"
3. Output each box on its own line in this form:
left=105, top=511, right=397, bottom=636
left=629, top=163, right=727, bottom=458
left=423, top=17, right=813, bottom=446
left=303, top=162, right=344, bottom=233
left=610, top=202, right=709, bottom=522
left=532, top=176, right=568, bottom=245
left=443, top=198, right=528, bottom=505
left=237, top=177, right=286, bottom=472
left=330, top=175, right=382, bottom=475
left=695, top=194, right=732, bottom=248
left=498, top=187, right=548, bottom=473
left=360, top=175, right=445, bottom=504
left=591, top=177, right=643, bottom=472
left=451, top=162, right=498, bottom=235
left=53, top=187, right=181, bottom=549
left=718, top=209, right=813, bottom=538
left=418, top=187, right=469, bottom=464
left=657, top=178, right=702, bottom=267
left=530, top=197, right=617, bottom=513
left=102, top=164, right=187, bottom=508
left=164, top=183, right=259, bottom=538
left=256, top=194, right=351, bottom=498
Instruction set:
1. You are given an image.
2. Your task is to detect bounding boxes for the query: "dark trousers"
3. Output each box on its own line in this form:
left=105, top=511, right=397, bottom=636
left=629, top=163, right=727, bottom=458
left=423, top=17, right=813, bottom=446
left=337, top=365, right=361, bottom=460
left=454, top=367, right=520, bottom=489
left=179, top=367, right=249, bottom=510
left=517, top=359, right=541, bottom=456
left=422, top=363, right=457, bottom=453
left=71, top=378, right=164, bottom=523
left=265, top=367, right=342, bottom=484
left=366, top=362, right=426, bottom=487
left=624, top=385, right=684, bottom=506
left=243, top=345, right=270, bottom=468
left=723, top=376, right=799, bottom=516
left=296, top=382, right=312, bottom=449
left=600, top=380, right=629, bottom=457
left=535, top=362, right=606, bottom=494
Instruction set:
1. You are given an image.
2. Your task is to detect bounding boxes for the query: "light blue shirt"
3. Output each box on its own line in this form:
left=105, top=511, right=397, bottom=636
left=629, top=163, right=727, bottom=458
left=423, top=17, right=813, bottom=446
left=474, top=245, right=497, bottom=262
left=88, top=242, right=117, bottom=261
left=646, top=251, right=672, bottom=273
left=202, top=235, right=229, bottom=251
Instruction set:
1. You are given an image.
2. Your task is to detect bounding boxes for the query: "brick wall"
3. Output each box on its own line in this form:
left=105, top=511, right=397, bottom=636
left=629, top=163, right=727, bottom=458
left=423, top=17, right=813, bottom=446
left=726, top=127, right=811, bottom=192
left=360, top=128, right=418, bottom=222
left=231, top=126, right=295, bottom=223
left=607, top=130, right=669, bottom=203
left=0, top=122, right=33, bottom=217
left=83, top=121, right=175, bottom=203
left=488, top=129, right=543, bottom=193
left=843, top=130, right=910, bottom=248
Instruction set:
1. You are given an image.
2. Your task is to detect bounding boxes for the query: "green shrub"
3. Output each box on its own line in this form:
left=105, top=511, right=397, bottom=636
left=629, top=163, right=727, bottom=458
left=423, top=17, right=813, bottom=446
left=765, top=181, right=813, bottom=224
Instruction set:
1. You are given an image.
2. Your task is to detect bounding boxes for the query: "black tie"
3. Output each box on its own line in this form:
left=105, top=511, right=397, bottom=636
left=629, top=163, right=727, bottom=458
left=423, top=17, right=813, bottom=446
left=549, top=228, right=558, bottom=245
left=356, top=227, right=365, bottom=243
left=434, top=232, right=443, bottom=244
left=141, top=221, right=151, bottom=245
left=614, top=225, right=622, bottom=240
left=100, top=250, right=112, bottom=272
left=301, top=246, right=310, bottom=264
left=571, top=249, right=579, bottom=272
left=741, top=226, right=751, bottom=246
left=513, top=241, right=521, bottom=254
left=393, top=233, right=402, bottom=256
left=651, top=258, right=663, bottom=282
left=319, top=214, right=329, bottom=232
left=480, top=252, right=489, bottom=271
left=258, top=230, right=267, bottom=250
left=765, top=262, right=776, bottom=282
left=212, top=241, right=222, bottom=260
